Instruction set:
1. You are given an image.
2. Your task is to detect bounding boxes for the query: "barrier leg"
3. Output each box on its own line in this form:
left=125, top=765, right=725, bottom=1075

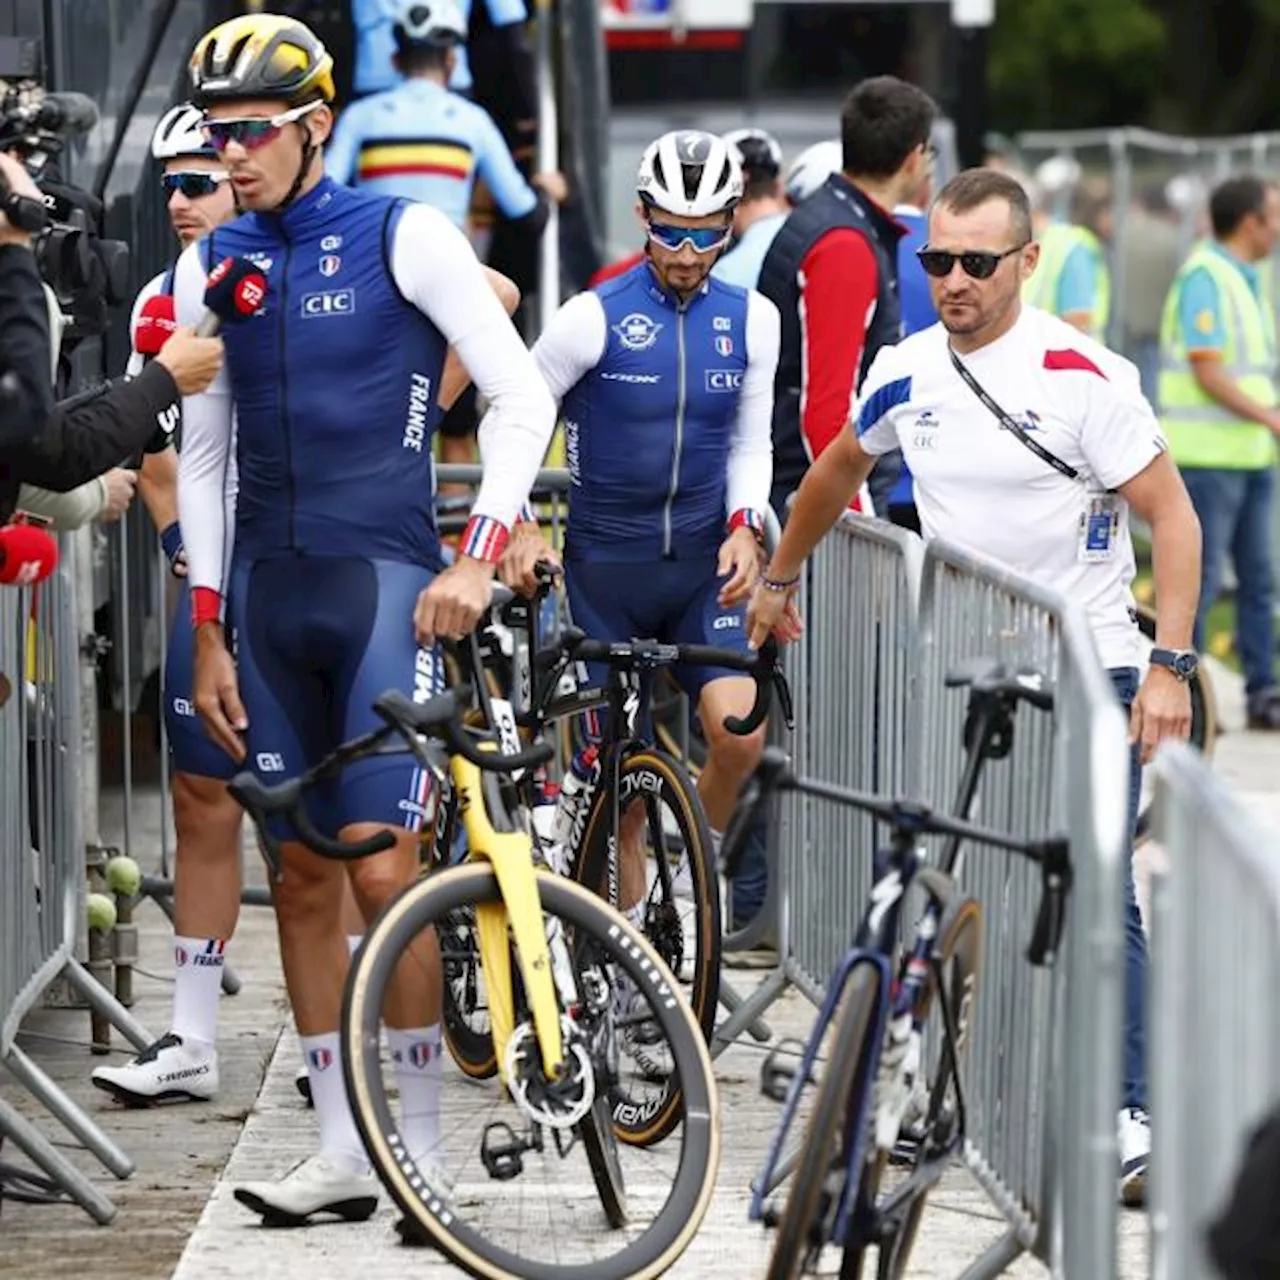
left=2, top=1047, right=133, bottom=1179
left=142, top=880, right=243, bottom=996
left=61, top=958, right=153, bottom=1051
left=954, top=1227, right=1027, bottom=1279
left=716, top=977, right=773, bottom=1043
left=711, top=967, right=792, bottom=1058
left=0, top=1098, right=116, bottom=1224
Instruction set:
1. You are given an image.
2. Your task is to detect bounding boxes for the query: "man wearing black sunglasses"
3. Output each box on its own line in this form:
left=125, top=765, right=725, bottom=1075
left=750, top=166, right=1204, bottom=1210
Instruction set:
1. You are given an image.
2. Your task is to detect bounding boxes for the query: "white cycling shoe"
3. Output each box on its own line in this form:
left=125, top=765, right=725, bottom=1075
left=91, top=1032, right=218, bottom=1106
left=234, top=1154, right=379, bottom=1227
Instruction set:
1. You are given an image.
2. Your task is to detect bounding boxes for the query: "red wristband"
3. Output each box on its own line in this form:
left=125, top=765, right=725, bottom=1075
left=191, top=586, right=223, bottom=628
left=728, top=508, right=766, bottom=539
left=460, top=515, right=510, bottom=563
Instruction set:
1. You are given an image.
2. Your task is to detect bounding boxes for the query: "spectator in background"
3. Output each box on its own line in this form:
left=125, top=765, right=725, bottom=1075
left=712, top=128, right=788, bottom=290
left=1157, top=174, right=1280, bottom=729
left=885, top=165, right=936, bottom=533
left=1023, top=157, right=1113, bottom=343
left=1121, top=182, right=1185, bottom=403
left=758, top=76, right=937, bottom=521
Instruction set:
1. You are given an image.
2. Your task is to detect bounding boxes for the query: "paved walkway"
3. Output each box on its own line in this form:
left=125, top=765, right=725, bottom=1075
left=0, top=659, right=1272, bottom=1278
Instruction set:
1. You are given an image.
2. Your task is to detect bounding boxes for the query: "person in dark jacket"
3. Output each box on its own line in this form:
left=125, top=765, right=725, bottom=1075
left=0, top=326, right=223, bottom=525
left=0, top=153, right=55, bottom=450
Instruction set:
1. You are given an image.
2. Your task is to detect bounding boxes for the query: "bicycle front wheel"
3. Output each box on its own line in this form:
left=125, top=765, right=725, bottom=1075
left=576, top=748, right=720, bottom=1148
left=768, top=963, right=883, bottom=1280
left=343, top=865, right=720, bottom=1280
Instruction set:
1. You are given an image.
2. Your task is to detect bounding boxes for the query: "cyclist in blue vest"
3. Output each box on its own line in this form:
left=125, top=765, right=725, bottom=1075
left=173, top=13, right=555, bottom=1227
left=329, top=0, right=564, bottom=233
left=506, top=129, right=779, bottom=935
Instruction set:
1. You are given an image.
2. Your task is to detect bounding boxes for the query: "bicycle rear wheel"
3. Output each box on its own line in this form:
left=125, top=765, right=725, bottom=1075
left=343, top=865, right=719, bottom=1280
left=767, top=963, right=883, bottom=1280
left=575, top=748, right=720, bottom=1147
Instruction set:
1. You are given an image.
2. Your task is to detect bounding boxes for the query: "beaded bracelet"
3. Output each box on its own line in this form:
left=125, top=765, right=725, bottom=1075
left=759, top=572, right=800, bottom=593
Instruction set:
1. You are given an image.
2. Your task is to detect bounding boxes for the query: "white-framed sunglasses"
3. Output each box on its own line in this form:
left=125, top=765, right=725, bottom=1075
left=199, top=100, right=322, bottom=153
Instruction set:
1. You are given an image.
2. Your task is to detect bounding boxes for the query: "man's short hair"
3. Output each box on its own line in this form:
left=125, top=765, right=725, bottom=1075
left=840, top=76, right=937, bottom=179
left=933, top=168, right=1033, bottom=245
left=396, top=44, right=451, bottom=76
left=1210, top=175, right=1273, bottom=239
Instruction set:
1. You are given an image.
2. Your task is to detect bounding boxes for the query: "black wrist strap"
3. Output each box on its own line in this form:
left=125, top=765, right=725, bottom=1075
left=947, top=346, right=1081, bottom=482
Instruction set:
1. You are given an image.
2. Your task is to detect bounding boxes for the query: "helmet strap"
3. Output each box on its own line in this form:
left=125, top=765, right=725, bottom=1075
left=273, top=121, right=317, bottom=212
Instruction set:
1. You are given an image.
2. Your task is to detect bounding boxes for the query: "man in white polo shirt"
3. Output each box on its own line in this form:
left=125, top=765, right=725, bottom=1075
left=746, top=167, right=1203, bottom=1209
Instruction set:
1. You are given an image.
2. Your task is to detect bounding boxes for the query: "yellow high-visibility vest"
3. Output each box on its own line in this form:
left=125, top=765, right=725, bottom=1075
left=1157, top=242, right=1278, bottom=471
left=1023, top=222, right=1112, bottom=342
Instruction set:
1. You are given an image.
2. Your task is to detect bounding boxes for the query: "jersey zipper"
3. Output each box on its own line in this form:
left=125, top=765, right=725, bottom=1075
left=278, top=226, right=297, bottom=549
left=662, top=300, right=689, bottom=558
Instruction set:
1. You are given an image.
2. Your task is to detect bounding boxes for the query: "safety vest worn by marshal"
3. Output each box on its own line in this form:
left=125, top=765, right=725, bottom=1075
left=1157, top=242, right=1278, bottom=471
left=1022, top=222, right=1111, bottom=343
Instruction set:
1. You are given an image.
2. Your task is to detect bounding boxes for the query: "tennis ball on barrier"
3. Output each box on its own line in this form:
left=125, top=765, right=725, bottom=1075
left=87, top=893, right=118, bottom=933
left=104, top=854, right=142, bottom=898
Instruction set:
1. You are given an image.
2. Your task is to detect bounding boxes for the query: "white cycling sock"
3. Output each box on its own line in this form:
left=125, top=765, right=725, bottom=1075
left=171, top=936, right=225, bottom=1050
left=301, top=1031, right=368, bottom=1172
left=388, top=1025, right=443, bottom=1167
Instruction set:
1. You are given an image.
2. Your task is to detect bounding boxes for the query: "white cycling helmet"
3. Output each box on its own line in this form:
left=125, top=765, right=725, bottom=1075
left=637, top=130, right=743, bottom=219
left=152, top=102, right=217, bottom=162
left=395, top=0, right=467, bottom=48
left=784, top=139, right=842, bottom=204
left=722, top=127, right=783, bottom=180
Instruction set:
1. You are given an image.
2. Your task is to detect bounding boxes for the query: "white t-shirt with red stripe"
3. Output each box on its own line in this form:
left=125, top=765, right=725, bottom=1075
left=854, top=306, right=1166, bottom=669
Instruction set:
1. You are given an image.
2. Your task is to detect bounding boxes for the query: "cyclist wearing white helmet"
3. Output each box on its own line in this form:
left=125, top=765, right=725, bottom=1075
left=784, top=139, right=842, bottom=206
left=507, top=131, right=780, bottom=960
left=712, top=127, right=789, bottom=291
left=90, top=103, right=243, bottom=1109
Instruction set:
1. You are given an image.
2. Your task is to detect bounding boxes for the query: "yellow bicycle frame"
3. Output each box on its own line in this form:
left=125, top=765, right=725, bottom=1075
left=449, top=751, right=566, bottom=1086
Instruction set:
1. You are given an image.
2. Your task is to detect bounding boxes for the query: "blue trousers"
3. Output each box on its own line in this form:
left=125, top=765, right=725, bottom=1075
left=1181, top=466, right=1276, bottom=700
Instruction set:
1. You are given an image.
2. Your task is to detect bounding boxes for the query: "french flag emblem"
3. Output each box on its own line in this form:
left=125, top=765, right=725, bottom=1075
left=309, top=1047, right=334, bottom=1072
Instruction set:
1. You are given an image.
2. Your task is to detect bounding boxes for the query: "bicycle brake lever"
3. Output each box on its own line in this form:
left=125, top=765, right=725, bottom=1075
left=1026, top=838, right=1072, bottom=967
left=772, top=666, right=795, bottom=731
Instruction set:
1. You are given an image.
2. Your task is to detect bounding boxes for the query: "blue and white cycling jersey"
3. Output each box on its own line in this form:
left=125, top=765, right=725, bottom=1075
left=532, top=261, right=779, bottom=563
left=353, top=0, right=528, bottom=97
left=327, top=78, right=537, bottom=228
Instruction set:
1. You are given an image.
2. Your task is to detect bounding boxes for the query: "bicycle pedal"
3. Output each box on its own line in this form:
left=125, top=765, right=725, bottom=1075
left=480, top=1122, right=528, bottom=1181
left=761, top=1205, right=782, bottom=1230
left=760, top=1038, right=811, bottom=1103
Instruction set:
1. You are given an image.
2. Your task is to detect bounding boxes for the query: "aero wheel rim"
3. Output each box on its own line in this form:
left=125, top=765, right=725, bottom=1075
left=344, top=867, right=720, bottom=1280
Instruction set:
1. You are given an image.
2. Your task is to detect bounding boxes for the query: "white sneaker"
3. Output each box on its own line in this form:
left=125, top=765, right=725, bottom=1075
left=613, top=973, right=673, bottom=1082
left=1118, top=1106, right=1150, bottom=1207
left=91, top=1032, right=218, bottom=1106
left=234, top=1154, right=379, bottom=1226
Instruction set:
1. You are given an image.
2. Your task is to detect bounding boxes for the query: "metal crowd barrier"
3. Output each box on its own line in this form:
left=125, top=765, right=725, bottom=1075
left=734, top=517, right=1129, bottom=1278
left=917, top=537, right=1128, bottom=1280
left=0, top=535, right=154, bottom=1224
left=1149, top=744, right=1280, bottom=1280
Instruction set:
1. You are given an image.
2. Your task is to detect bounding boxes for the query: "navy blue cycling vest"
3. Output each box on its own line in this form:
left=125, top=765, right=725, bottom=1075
left=204, top=177, right=449, bottom=568
left=562, top=262, right=752, bottom=563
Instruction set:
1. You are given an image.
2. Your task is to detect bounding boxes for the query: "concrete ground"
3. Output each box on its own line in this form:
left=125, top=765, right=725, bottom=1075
left=0, top=658, right=1274, bottom=1279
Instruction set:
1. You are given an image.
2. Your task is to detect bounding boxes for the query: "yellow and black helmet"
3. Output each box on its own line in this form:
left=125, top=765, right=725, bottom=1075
left=189, top=14, right=335, bottom=109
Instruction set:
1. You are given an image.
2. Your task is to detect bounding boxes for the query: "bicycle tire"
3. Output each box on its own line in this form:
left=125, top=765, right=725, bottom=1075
left=575, top=747, right=720, bottom=1147
left=767, top=963, right=883, bottom=1280
left=1134, top=604, right=1217, bottom=844
left=579, top=1089, right=627, bottom=1229
left=343, top=864, right=719, bottom=1280
left=844, top=896, right=984, bottom=1280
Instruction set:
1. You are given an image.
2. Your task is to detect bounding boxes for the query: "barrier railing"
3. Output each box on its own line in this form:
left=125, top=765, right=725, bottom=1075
left=1149, top=743, right=1280, bottom=1280
left=918, top=537, right=1128, bottom=1280
left=0, top=537, right=154, bottom=1224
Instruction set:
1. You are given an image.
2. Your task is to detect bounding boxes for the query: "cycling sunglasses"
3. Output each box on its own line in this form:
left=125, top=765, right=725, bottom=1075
left=200, top=100, right=322, bottom=153
left=646, top=220, right=732, bottom=254
left=917, top=243, right=1028, bottom=280
left=162, top=171, right=228, bottom=200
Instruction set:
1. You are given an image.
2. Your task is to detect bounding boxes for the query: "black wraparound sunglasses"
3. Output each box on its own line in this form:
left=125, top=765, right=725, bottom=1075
left=917, top=243, right=1029, bottom=280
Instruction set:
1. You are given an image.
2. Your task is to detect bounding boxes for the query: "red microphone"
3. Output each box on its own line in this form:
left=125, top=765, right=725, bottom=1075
left=0, top=524, right=59, bottom=586
left=198, top=256, right=268, bottom=337
left=134, top=292, right=177, bottom=358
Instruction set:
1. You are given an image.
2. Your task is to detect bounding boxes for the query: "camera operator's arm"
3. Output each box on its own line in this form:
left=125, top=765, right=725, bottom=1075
left=0, top=154, right=54, bottom=449
left=7, top=328, right=222, bottom=498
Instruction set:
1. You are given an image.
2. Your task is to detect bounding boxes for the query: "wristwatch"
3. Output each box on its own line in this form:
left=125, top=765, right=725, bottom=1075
left=1149, top=648, right=1199, bottom=682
